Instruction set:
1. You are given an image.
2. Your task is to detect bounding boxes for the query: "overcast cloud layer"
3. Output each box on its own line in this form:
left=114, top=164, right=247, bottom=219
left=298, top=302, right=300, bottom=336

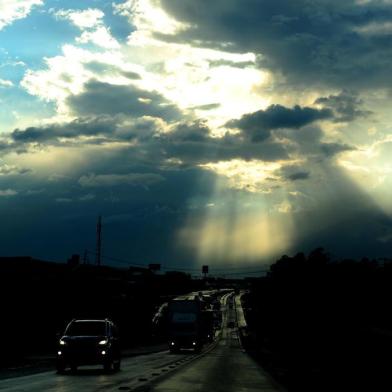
left=0, top=0, right=391, bottom=270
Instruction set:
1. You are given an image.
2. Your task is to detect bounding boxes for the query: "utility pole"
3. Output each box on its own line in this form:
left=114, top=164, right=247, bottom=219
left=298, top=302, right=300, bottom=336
left=96, top=215, right=102, bottom=266
left=202, top=265, right=209, bottom=279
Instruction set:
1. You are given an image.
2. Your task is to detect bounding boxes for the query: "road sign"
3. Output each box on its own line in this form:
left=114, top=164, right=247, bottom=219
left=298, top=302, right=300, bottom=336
left=202, top=265, right=209, bottom=274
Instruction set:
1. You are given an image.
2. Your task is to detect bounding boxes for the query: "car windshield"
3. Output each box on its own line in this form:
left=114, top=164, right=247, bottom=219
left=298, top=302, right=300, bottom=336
left=66, top=321, right=106, bottom=336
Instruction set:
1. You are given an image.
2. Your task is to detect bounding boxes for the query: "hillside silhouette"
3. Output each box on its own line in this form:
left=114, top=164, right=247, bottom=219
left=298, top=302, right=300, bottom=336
left=242, top=248, right=392, bottom=391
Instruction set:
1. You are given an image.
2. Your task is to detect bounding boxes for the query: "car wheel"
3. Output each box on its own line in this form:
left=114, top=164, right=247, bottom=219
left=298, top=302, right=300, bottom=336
left=113, top=360, right=121, bottom=372
left=56, top=362, right=65, bottom=374
left=104, top=361, right=113, bottom=372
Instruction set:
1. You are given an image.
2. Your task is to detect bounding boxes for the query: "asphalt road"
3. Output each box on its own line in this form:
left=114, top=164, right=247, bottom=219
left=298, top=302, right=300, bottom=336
left=148, top=293, right=282, bottom=392
left=0, top=293, right=282, bottom=392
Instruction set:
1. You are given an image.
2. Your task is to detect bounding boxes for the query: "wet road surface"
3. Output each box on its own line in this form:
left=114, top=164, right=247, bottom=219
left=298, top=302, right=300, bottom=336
left=147, top=293, right=282, bottom=392
left=0, top=293, right=282, bottom=392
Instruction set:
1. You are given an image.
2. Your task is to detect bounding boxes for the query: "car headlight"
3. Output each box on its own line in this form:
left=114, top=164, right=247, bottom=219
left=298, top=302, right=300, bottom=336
left=98, top=339, right=108, bottom=345
left=59, top=339, right=67, bottom=346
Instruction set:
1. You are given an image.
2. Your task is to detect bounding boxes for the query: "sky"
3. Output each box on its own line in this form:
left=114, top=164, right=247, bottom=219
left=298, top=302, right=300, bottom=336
left=0, top=0, right=391, bottom=270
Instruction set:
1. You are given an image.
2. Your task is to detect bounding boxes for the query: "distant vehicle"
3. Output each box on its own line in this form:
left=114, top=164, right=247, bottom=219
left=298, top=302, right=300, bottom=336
left=168, top=296, right=214, bottom=353
left=213, top=309, right=223, bottom=329
left=56, top=319, right=121, bottom=373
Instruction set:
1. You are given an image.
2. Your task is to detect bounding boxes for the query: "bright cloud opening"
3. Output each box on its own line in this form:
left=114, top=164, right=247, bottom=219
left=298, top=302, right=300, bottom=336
left=0, top=0, right=43, bottom=30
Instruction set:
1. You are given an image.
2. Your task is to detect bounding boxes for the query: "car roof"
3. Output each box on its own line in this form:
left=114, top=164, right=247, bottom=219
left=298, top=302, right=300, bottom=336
left=73, top=319, right=108, bottom=322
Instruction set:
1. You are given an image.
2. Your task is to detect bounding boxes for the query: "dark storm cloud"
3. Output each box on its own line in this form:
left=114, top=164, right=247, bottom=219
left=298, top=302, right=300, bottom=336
left=78, top=172, right=165, bottom=188
left=4, top=3, right=391, bottom=266
left=191, top=103, right=221, bottom=111
left=67, top=80, right=181, bottom=120
left=0, top=126, right=387, bottom=265
left=5, top=104, right=348, bottom=168
left=168, top=121, right=211, bottom=142
left=121, top=71, right=142, bottom=80
left=273, top=124, right=356, bottom=161
left=159, top=0, right=392, bottom=89
left=11, top=116, right=117, bottom=144
left=320, top=142, right=356, bottom=157
left=85, top=61, right=141, bottom=80
left=0, top=141, right=9, bottom=150
left=315, top=91, right=372, bottom=122
left=6, top=115, right=291, bottom=164
left=278, top=164, right=311, bottom=182
left=12, top=127, right=47, bottom=143
left=0, top=164, right=31, bottom=176
left=156, top=120, right=290, bottom=163
left=0, top=157, right=219, bottom=264
left=6, top=97, right=352, bottom=168
left=226, top=104, right=333, bottom=142
left=208, top=59, right=255, bottom=69
left=9, top=114, right=165, bottom=150
left=287, top=171, right=310, bottom=181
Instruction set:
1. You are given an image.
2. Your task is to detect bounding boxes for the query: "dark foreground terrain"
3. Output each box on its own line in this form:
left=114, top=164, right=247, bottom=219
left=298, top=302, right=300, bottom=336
left=242, top=248, right=392, bottom=391
left=3, top=249, right=392, bottom=391
left=0, top=257, right=204, bottom=368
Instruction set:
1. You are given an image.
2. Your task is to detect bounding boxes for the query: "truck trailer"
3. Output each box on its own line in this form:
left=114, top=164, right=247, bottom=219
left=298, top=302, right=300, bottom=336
left=167, top=295, right=214, bottom=352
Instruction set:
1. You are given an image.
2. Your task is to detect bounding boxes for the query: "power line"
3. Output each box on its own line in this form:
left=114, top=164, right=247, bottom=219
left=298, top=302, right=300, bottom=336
left=86, top=250, right=147, bottom=268
left=161, top=264, right=270, bottom=272
left=215, top=270, right=269, bottom=276
left=206, top=265, right=270, bottom=271
left=161, top=265, right=200, bottom=272
left=85, top=250, right=270, bottom=275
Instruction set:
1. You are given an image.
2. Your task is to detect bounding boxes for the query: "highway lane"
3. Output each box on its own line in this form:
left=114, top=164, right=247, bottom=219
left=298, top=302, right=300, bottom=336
left=0, top=348, right=204, bottom=391
left=0, top=293, right=224, bottom=392
left=146, top=293, right=283, bottom=392
left=0, top=292, right=282, bottom=392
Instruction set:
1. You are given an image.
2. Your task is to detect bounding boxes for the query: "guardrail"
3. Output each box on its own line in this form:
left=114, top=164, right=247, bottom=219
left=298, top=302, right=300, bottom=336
left=234, top=291, right=249, bottom=348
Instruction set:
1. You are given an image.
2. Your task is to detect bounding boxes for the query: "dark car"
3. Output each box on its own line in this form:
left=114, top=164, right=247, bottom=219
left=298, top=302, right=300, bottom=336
left=56, top=319, right=121, bottom=373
